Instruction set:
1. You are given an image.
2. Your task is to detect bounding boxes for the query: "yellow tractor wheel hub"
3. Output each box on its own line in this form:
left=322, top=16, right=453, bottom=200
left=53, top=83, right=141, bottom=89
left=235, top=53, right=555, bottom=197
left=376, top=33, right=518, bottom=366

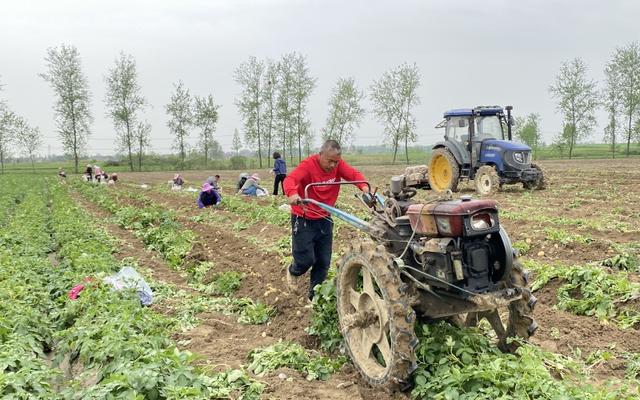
left=430, top=154, right=452, bottom=191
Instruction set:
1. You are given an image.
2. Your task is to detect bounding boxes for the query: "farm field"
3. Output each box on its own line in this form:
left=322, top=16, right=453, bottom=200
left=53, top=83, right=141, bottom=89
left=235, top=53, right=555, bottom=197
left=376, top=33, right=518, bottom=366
left=2, top=158, right=640, bottom=399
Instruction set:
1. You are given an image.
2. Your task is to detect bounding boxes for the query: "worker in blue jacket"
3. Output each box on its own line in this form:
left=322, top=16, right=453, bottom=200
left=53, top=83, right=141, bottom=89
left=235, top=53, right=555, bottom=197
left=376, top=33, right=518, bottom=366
left=272, top=151, right=287, bottom=195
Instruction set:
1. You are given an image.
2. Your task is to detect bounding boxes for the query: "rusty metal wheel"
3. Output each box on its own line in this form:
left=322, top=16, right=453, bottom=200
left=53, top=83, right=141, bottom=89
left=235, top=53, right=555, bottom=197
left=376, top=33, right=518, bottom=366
left=336, top=241, right=418, bottom=391
left=461, top=258, right=538, bottom=352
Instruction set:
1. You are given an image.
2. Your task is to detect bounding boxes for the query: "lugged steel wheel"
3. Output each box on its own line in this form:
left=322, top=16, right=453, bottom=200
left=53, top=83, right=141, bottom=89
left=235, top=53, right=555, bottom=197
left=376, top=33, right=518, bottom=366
left=336, top=241, right=418, bottom=391
left=428, top=148, right=460, bottom=192
left=462, top=258, right=538, bottom=353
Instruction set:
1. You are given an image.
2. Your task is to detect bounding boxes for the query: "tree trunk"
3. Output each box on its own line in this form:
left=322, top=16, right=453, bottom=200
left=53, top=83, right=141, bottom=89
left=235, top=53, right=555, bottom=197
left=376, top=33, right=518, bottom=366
left=1, top=151, right=4, bottom=174
left=297, top=103, right=302, bottom=164
left=612, top=124, right=616, bottom=159
left=204, top=140, right=209, bottom=168
left=627, top=110, right=633, bottom=157
left=392, top=140, right=398, bottom=164
left=256, top=92, right=262, bottom=168
left=70, top=101, right=79, bottom=174
left=405, top=134, right=409, bottom=164
left=126, top=120, right=134, bottom=172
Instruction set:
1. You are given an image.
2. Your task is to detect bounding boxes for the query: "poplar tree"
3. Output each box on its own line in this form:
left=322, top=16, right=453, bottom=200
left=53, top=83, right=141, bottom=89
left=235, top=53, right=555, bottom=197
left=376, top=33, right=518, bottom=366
left=40, top=44, right=93, bottom=173
left=549, top=58, right=598, bottom=159
left=105, top=52, right=147, bottom=171
left=165, top=81, right=193, bottom=168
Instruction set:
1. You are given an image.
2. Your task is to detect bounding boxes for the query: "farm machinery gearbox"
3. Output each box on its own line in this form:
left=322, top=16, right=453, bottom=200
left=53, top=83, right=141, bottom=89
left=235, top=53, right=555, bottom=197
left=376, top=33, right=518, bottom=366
left=301, top=178, right=537, bottom=391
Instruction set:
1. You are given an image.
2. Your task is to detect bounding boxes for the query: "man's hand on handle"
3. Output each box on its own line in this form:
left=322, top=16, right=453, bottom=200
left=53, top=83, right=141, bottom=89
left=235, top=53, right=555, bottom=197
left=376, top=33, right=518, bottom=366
left=288, top=194, right=302, bottom=205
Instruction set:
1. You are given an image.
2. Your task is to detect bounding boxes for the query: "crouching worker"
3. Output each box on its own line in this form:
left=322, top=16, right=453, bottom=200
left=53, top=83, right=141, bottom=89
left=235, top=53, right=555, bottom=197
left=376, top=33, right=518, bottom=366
left=284, top=140, right=369, bottom=300
left=238, top=173, right=267, bottom=196
left=197, top=182, right=221, bottom=208
left=169, top=173, right=184, bottom=190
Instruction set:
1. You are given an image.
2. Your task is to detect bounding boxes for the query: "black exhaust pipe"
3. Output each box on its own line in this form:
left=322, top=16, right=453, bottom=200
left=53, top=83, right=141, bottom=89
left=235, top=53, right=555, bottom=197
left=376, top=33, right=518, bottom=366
left=505, top=105, right=513, bottom=141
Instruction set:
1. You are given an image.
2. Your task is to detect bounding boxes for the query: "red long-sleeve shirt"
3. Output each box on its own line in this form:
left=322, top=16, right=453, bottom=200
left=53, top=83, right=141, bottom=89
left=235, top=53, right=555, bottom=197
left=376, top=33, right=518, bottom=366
left=283, top=154, right=367, bottom=219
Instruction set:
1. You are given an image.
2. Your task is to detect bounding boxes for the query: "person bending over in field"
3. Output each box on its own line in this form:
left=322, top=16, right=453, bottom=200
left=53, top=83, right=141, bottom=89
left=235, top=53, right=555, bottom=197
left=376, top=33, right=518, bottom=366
left=170, top=173, right=184, bottom=190
left=206, top=174, right=221, bottom=191
left=284, top=139, right=369, bottom=300
left=197, top=182, right=221, bottom=208
left=238, top=173, right=267, bottom=196
left=84, top=164, right=93, bottom=181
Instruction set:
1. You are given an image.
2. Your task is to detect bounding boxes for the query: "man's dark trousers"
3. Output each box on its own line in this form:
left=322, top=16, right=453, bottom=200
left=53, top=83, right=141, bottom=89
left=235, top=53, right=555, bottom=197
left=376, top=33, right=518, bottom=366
left=288, top=214, right=333, bottom=299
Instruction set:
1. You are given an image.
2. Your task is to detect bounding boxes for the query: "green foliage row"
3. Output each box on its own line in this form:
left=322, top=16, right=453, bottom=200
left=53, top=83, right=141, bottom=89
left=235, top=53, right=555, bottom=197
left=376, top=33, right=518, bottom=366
left=0, top=178, right=63, bottom=398
left=248, top=341, right=346, bottom=381
left=306, top=278, right=342, bottom=353
left=411, top=322, right=637, bottom=399
left=524, top=260, right=640, bottom=328
left=501, top=209, right=635, bottom=234
left=0, top=175, right=264, bottom=398
left=74, top=182, right=195, bottom=269
left=190, top=270, right=244, bottom=296
left=50, top=180, right=263, bottom=399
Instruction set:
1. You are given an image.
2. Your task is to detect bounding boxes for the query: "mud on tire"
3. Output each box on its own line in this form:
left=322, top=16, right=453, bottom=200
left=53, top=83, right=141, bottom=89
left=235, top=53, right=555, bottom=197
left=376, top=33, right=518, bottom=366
left=474, top=165, right=500, bottom=196
left=336, top=240, right=418, bottom=392
left=523, top=163, right=547, bottom=190
left=462, top=258, right=537, bottom=353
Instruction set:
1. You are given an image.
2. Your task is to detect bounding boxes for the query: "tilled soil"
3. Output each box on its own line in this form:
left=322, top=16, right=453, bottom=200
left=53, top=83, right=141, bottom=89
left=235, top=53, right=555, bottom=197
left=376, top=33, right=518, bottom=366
left=70, top=188, right=368, bottom=399
left=102, top=158, right=640, bottom=388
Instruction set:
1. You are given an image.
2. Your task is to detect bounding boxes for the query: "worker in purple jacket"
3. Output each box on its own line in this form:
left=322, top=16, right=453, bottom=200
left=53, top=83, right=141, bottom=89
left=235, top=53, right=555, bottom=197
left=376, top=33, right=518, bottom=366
left=197, top=183, right=221, bottom=208
left=272, top=152, right=287, bottom=195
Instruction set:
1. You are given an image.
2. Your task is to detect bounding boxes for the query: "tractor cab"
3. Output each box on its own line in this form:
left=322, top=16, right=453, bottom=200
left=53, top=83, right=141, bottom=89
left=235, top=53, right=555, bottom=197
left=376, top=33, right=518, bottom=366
left=428, top=106, right=546, bottom=194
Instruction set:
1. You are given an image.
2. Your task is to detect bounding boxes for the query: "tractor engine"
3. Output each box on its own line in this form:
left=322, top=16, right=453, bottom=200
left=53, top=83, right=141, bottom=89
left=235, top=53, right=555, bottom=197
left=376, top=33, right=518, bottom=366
left=379, top=177, right=510, bottom=295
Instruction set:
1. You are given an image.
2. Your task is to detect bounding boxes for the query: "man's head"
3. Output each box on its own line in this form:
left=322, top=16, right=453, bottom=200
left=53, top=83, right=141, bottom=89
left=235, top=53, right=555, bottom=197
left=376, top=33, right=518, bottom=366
left=318, top=140, right=342, bottom=172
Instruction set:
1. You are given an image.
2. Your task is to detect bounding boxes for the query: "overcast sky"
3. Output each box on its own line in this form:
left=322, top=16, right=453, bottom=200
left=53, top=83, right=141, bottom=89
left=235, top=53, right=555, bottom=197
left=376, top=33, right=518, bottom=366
left=1, top=0, right=638, bottom=156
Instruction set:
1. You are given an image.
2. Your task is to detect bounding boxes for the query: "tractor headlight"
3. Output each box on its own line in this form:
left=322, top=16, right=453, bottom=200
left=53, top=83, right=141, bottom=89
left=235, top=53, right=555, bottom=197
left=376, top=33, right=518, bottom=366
left=471, top=213, right=495, bottom=231
left=436, top=216, right=452, bottom=235
left=513, top=152, right=524, bottom=164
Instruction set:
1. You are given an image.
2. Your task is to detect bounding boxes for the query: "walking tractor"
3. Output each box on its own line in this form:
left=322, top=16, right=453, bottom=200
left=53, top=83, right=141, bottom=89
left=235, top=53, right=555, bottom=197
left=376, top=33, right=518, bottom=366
left=428, top=105, right=546, bottom=195
left=302, top=179, right=537, bottom=391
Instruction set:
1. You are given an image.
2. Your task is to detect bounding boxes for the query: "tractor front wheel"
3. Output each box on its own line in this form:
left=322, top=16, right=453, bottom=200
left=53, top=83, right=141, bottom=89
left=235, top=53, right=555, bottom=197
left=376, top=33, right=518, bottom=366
left=474, top=165, right=500, bottom=196
left=336, top=241, right=418, bottom=392
left=524, top=163, right=547, bottom=190
left=428, top=148, right=460, bottom=192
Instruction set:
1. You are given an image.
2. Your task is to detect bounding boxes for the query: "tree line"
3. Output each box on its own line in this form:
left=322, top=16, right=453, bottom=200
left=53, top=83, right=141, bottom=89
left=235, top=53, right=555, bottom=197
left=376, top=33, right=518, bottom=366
left=234, top=54, right=421, bottom=166
left=515, top=42, right=640, bottom=159
left=1, top=41, right=639, bottom=174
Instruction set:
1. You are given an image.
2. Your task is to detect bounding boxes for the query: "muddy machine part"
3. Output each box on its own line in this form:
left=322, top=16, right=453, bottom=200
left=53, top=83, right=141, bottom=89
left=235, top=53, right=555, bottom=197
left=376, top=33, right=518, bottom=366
left=301, top=180, right=537, bottom=392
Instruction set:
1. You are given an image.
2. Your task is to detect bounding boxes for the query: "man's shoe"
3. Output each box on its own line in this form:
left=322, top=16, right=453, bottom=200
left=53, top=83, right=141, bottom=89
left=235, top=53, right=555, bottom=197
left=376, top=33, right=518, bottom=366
left=286, top=267, right=302, bottom=295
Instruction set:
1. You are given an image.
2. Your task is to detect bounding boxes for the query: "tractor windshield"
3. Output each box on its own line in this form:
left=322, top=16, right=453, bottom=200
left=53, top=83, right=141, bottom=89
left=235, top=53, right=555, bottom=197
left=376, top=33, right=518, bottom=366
left=475, top=116, right=504, bottom=140
left=444, top=117, right=470, bottom=144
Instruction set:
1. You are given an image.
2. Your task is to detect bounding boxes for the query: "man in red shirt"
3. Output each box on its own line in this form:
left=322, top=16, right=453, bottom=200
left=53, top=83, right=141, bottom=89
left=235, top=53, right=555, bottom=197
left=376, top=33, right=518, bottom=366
left=283, top=140, right=369, bottom=300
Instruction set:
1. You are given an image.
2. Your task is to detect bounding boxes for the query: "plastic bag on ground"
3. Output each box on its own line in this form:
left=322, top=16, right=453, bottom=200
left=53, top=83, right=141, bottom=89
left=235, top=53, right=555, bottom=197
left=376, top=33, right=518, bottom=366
left=103, top=266, right=153, bottom=306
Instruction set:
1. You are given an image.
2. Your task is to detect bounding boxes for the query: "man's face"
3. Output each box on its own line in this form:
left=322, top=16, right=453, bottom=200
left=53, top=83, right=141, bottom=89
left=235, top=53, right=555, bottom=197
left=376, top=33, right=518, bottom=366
left=318, top=150, right=341, bottom=172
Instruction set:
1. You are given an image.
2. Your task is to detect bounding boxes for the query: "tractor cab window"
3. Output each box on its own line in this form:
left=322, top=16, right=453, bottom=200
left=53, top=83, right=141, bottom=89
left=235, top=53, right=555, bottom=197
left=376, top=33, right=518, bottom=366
left=475, top=116, right=502, bottom=140
left=444, top=117, right=470, bottom=143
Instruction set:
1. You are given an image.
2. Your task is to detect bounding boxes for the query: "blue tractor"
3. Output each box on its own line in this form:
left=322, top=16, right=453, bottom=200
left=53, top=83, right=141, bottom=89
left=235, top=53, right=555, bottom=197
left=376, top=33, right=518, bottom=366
left=427, top=106, right=546, bottom=195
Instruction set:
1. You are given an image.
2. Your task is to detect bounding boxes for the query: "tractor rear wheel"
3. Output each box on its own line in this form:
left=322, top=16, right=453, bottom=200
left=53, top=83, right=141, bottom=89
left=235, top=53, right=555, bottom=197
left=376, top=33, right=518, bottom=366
left=428, top=148, right=460, bottom=192
left=474, top=165, right=499, bottom=196
left=461, top=259, right=537, bottom=353
left=336, top=241, right=418, bottom=392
